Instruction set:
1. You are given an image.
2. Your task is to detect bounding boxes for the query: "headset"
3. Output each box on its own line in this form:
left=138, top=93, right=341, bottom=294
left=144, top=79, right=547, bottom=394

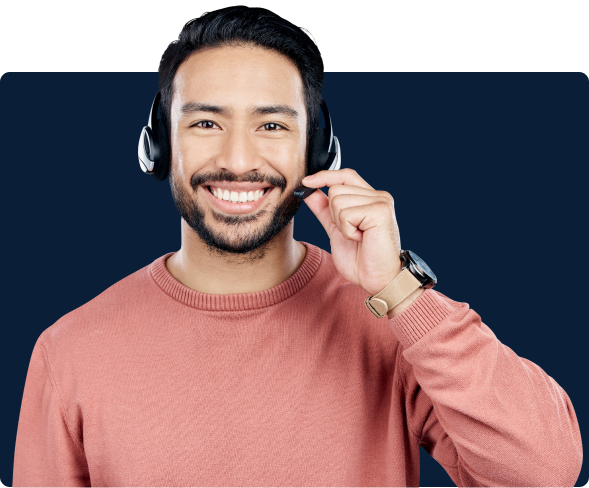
left=138, top=92, right=341, bottom=199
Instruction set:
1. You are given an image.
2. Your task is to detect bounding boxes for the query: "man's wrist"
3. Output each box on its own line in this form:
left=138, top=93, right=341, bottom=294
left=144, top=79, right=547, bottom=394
left=386, top=287, right=424, bottom=319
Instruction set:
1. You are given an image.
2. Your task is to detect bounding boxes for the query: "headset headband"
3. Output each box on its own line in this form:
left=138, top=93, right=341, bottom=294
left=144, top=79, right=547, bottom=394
left=149, top=92, right=161, bottom=133
left=318, top=100, right=333, bottom=164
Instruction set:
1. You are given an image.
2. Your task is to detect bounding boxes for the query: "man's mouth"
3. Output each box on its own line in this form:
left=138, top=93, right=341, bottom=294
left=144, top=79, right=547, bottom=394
left=208, top=185, right=270, bottom=203
left=201, top=182, right=275, bottom=214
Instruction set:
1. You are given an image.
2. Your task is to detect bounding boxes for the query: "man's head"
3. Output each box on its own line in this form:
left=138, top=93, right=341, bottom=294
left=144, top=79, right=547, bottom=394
left=157, top=6, right=324, bottom=260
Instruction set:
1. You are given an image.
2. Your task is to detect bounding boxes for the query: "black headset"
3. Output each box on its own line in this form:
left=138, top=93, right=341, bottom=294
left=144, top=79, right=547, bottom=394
left=138, top=92, right=341, bottom=199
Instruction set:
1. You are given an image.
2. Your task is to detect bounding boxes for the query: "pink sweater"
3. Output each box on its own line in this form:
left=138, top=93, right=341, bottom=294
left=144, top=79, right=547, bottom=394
left=13, top=242, right=582, bottom=487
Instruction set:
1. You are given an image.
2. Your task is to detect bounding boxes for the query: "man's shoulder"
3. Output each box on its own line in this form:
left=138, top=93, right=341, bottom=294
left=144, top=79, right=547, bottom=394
left=39, top=256, right=161, bottom=352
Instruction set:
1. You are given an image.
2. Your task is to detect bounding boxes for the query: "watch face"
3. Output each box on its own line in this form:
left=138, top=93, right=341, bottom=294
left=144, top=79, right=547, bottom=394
left=407, top=251, right=437, bottom=282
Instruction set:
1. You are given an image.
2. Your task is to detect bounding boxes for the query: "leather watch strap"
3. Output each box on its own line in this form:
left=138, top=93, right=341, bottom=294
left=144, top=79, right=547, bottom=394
left=364, top=268, right=422, bottom=318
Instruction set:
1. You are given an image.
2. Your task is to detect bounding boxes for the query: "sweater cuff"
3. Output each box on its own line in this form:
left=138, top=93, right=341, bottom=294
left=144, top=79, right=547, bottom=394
left=388, top=289, right=457, bottom=349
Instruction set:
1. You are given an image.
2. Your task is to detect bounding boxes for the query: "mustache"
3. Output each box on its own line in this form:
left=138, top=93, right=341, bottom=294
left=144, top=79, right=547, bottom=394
left=191, top=171, right=288, bottom=192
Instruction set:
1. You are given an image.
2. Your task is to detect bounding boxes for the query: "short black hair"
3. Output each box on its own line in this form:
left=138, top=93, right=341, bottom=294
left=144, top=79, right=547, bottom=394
left=158, top=5, right=324, bottom=168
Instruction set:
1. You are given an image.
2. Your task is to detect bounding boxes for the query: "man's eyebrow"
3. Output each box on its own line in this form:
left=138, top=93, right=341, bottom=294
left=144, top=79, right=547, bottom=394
left=180, top=102, right=298, bottom=119
left=252, top=104, right=299, bottom=119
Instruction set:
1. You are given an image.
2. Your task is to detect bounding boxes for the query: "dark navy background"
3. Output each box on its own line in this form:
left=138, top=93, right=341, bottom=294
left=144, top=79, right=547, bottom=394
left=1, top=73, right=587, bottom=487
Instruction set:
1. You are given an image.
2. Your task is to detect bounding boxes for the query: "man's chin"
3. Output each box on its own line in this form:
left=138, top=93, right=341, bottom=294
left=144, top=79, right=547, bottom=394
left=170, top=174, right=303, bottom=259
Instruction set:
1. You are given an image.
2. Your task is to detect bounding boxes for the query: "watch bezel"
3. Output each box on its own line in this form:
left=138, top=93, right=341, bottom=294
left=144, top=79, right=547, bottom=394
left=400, top=250, right=437, bottom=289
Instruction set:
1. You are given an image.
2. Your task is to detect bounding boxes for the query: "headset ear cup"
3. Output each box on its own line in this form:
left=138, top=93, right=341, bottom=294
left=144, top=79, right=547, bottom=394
left=307, top=128, right=325, bottom=176
left=152, top=119, right=171, bottom=181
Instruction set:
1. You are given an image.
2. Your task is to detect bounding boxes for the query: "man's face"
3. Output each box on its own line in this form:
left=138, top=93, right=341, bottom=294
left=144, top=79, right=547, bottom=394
left=168, top=44, right=308, bottom=258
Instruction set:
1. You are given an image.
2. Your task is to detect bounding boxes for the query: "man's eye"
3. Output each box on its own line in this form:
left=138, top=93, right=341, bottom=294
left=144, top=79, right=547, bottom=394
left=260, top=123, right=285, bottom=131
left=193, top=121, right=219, bottom=129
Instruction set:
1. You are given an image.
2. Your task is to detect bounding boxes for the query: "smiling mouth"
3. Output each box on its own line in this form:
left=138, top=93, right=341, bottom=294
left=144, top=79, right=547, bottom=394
left=207, top=185, right=270, bottom=203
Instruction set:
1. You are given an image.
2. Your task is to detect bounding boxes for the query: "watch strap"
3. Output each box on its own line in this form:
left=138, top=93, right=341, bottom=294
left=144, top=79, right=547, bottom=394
left=364, top=268, right=422, bottom=318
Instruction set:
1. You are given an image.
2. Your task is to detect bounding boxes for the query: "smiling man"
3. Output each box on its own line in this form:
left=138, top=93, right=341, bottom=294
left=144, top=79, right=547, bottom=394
left=13, top=6, right=582, bottom=488
left=164, top=42, right=309, bottom=293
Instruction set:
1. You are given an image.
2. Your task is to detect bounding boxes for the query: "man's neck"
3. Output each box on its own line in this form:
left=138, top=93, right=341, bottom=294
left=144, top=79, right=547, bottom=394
left=165, top=219, right=307, bottom=295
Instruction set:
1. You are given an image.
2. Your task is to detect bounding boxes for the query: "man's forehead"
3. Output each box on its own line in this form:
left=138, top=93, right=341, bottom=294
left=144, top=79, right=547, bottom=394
left=172, top=45, right=306, bottom=112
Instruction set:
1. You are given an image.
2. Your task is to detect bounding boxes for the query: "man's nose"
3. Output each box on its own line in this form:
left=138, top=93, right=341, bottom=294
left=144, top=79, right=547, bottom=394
left=214, top=126, right=263, bottom=176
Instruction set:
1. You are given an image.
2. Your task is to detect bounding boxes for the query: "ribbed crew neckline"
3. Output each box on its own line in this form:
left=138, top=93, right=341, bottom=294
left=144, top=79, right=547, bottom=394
left=149, top=241, right=322, bottom=311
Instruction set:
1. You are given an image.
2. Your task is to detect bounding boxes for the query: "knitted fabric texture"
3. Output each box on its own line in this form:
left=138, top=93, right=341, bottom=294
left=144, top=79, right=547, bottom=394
left=13, top=242, right=583, bottom=486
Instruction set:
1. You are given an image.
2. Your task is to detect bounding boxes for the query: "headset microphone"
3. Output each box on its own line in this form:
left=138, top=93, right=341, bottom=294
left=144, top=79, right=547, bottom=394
left=138, top=93, right=341, bottom=193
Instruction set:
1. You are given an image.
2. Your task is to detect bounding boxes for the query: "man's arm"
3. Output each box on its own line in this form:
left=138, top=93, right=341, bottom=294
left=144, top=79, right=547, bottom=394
left=13, top=334, right=91, bottom=487
left=392, top=288, right=583, bottom=487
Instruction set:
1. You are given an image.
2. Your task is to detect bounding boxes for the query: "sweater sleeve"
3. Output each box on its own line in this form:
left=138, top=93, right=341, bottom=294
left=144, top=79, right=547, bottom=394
left=13, top=334, right=91, bottom=487
left=391, top=289, right=583, bottom=487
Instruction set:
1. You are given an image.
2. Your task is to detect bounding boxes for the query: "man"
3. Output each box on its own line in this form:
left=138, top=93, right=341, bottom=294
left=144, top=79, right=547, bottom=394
left=13, top=6, right=582, bottom=487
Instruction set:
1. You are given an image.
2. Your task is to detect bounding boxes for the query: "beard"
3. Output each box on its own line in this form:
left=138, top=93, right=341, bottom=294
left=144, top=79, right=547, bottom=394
left=169, top=169, right=304, bottom=262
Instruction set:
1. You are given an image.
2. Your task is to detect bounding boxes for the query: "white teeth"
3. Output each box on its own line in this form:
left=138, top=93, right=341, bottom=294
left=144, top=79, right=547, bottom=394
left=211, top=187, right=267, bottom=203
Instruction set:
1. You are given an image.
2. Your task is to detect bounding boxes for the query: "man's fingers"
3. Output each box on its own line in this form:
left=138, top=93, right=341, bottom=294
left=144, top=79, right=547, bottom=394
left=330, top=194, right=393, bottom=234
left=301, top=168, right=373, bottom=190
left=302, top=188, right=337, bottom=238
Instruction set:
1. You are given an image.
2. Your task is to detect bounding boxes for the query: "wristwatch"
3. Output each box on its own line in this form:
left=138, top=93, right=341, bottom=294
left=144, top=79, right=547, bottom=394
left=364, top=250, right=437, bottom=318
